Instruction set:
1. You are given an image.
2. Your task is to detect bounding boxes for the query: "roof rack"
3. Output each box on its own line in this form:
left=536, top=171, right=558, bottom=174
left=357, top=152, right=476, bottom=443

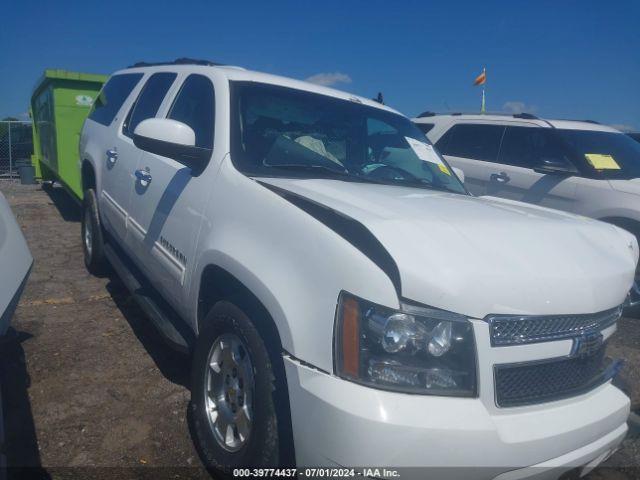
left=127, top=57, right=225, bottom=68
left=512, top=112, right=538, bottom=119
left=415, top=111, right=539, bottom=120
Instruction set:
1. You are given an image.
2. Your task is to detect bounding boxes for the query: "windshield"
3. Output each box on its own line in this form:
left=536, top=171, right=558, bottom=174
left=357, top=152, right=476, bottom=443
left=230, top=82, right=466, bottom=194
left=556, top=129, right=640, bottom=179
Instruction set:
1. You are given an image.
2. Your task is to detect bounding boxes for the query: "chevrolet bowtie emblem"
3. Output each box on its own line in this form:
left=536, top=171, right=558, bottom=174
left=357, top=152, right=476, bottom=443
left=570, top=331, right=604, bottom=358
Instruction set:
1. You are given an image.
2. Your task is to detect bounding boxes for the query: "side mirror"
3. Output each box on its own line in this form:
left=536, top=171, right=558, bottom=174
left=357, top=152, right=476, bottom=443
left=533, top=157, right=577, bottom=175
left=452, top=166, right=465, bottom=184
left=133, top=118, right=211, bottom=173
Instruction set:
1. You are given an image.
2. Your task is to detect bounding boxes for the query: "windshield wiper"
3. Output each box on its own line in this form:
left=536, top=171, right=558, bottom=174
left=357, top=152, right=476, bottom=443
left=405, top=179, right=456, bottom=193
left=266, top=163, right=350, bottom=176
left=265, top=164, right=394, bottom=186
left=262, top=164, right=460, bottom=192
left=350, top=174, right=456, bottom=192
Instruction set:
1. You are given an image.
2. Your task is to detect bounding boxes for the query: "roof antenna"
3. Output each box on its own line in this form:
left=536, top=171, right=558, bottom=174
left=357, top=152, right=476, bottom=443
left=373, top=92, right=384, bottom=104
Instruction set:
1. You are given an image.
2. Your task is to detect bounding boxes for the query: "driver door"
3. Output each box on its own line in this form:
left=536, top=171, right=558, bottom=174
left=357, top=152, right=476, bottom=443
left=126, top=73, right=216, bottom=307
left=486, top=125, right=578, bottom=212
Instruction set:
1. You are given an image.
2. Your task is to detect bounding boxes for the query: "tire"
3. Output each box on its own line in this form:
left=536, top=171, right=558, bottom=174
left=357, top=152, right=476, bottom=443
left=191, top=301, right=282, bottom=474
left=82, top=188, right=107, bottom=275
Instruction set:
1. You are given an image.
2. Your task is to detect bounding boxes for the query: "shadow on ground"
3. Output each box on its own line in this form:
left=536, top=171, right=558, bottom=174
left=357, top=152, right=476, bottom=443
left=42, top=185, right=80, bottom=223
left=43, top=182, right=191, bottom=388
left=0, top=330, right=51, bottom=480
left=105, top=277, right=191, bottom=388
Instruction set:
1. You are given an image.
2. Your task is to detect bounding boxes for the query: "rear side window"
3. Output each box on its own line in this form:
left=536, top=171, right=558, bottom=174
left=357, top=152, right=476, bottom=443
left=123, top=72, right=177, bottom=137
left=415, top=123, right=435, bottom=134
left=88, top=73, right=143, bottom=126
left=167, top=74, right=215, bottom=149
left=436, top=124, right=505, bottom=162
left=499, top=126, right=573, bottom=168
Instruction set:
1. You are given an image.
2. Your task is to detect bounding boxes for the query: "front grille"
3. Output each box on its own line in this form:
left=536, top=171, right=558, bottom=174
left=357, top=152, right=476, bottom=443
left=494, top=346, right=620, bottom=407
left=488, top=306, right=622, bottom=347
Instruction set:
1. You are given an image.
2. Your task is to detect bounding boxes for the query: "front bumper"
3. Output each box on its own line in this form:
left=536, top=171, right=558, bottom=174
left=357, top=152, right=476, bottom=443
left=284, top=356, right=629, bottom=480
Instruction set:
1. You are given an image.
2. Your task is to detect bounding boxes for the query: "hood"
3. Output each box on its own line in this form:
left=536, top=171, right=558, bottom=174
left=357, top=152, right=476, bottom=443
left=258, top=178, right=638, bottom=318
left=609, top=178, right=640, bottom=196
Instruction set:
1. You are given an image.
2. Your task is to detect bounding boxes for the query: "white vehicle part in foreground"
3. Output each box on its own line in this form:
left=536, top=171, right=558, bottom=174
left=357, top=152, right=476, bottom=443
left=0, top=191, right=32, bottom=336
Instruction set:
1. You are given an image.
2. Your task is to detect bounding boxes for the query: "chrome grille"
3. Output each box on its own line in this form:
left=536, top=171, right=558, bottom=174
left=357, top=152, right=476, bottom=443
left=494, top=347, right=621, bottom=407
left=488, top=306, right=622, bottom=347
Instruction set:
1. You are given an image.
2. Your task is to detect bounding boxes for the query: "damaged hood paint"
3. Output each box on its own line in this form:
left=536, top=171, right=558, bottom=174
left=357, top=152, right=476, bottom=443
left=258, top=178, right=638, bottom=318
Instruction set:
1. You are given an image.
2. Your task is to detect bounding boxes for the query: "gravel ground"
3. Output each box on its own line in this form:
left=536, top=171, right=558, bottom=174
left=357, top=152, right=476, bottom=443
left=0, top=180, right=639, bottom=479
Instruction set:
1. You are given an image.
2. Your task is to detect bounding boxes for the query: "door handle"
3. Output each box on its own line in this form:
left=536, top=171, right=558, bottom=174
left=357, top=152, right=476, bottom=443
left=134, top=168, right=152, bottom=185
left=106, top=148, right=118, bottom=165
left=490, top=171, right=510, bottom=183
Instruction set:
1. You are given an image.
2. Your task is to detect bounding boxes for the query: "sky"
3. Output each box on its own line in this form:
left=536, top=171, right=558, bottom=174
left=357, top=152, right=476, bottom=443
left=2, top=0, right=639, bottom=130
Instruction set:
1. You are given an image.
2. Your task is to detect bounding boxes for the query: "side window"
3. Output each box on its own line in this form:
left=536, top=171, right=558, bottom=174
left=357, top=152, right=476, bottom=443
left=88, top=74, right=143, bottom=127
left=434, top=127, right=454, bottom=153
left=499, top=126, right=573, bottom=168
left=415, top=123, right=435, bottom=135
left=167, top=74, right=215, bottom=149
left=123, top=72, right=177, bottom=137
left=437, top=124, right=505, bottom=162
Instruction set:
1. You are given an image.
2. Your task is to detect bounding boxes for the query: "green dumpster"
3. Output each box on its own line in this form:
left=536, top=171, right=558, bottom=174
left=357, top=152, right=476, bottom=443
left=30, top=69, right=107, bottom=201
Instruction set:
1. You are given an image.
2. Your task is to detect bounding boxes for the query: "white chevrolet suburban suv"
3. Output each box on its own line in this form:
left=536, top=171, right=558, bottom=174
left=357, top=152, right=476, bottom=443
left=79, top=60, right=638, bottom=479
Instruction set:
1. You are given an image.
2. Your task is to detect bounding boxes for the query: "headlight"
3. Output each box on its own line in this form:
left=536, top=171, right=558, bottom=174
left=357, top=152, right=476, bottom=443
left=334, top=292, right=477, bottom=396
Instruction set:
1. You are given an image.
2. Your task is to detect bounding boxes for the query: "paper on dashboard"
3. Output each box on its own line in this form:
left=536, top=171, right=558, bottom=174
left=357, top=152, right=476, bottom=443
left=585, top=153, right=620, bottom=170
left=405, top=137, right=450, bottom=175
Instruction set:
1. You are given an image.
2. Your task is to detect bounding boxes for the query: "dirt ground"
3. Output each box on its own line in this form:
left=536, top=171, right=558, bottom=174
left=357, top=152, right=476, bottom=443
left=0, top=181, right=639, bottom=479
left=0, top=182, right=209, bottom=479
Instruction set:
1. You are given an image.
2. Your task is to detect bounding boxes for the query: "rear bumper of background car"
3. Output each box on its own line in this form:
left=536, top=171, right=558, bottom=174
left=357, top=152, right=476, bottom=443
left=0, top=264, right=31, bottom=337
left=284, top=356, right=629, bottom=480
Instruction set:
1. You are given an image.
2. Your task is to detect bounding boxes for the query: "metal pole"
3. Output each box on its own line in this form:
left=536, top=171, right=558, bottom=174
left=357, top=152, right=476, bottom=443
left=7, top=122, right=12, bottom=181
left=481, top=86, right=486, bottom=114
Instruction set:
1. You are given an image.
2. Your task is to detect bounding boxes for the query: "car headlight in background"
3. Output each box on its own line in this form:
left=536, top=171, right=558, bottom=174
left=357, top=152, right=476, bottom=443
left=334, top=292, right=477, bottom=396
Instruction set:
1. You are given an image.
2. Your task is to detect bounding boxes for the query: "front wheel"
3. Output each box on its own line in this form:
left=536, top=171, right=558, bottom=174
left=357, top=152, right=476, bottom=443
left=82, top=188, right=107, bottom=275
left=191, top=301, right=282, bottom=473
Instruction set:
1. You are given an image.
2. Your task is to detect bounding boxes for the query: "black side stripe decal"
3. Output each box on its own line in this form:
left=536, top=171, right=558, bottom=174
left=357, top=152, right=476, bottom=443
left=258, top=181, right=402, bottom=297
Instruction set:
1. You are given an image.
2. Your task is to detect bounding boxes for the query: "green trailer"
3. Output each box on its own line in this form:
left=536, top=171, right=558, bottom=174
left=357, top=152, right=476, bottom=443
left=31, top=69, right=107, bottom=201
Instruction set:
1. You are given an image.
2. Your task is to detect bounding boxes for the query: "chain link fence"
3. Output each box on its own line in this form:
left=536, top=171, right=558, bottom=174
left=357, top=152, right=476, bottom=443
left=0, top=121, right=33, bottom=179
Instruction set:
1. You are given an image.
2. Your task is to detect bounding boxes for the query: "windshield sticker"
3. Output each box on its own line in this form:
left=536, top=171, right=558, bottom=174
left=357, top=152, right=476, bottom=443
left=405, top=137, right=451, bottom=175
left=585, top=153, right=621, bottom=170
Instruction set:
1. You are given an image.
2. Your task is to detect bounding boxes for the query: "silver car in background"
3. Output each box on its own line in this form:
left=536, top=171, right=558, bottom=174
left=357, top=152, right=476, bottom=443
left=0, top=191, right=31, bottom=336
left=0, top=190, right=32, bottom=476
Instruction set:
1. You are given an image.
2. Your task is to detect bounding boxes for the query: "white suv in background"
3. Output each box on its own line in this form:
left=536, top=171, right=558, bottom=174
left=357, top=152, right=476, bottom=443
left=79, top=60, right=637, bottom=479
left=415, top=113, right=640, bottom=253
